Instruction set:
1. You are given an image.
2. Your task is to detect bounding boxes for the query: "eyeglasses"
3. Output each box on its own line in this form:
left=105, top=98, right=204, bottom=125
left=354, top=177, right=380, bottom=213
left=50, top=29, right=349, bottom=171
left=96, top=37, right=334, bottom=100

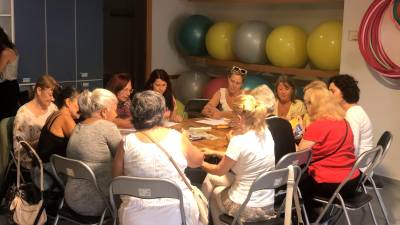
left=231, top=66, right=248, bottom=76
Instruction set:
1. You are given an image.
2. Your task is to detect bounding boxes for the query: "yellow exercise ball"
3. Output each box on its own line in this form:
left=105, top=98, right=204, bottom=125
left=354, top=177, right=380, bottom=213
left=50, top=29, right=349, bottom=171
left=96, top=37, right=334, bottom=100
left=206, top=22, right=237, bottom=60
left=265, top=25, right=307, bottom=68
left=307, top=21, right=342, bottom=70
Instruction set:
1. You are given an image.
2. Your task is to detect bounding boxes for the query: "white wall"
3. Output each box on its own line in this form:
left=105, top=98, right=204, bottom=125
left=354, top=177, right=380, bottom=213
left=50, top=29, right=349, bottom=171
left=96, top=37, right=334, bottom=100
left=341, top=0, right=400, bottom=180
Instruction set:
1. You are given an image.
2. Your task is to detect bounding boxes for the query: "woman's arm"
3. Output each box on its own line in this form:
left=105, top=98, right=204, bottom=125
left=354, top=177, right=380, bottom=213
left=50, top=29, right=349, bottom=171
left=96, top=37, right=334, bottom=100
left=181, top=130, right=204, bottom=168
left=202, top=155, right=236, bottom=176
left=0, top=49, right=16, bottom=72
left=297, top=139, right=315, bottom=151
left=112, top=141, right=125, bottom=177
left=170, top=97, right=183, bottom=122
left=202, top=91, right=223, bottom=119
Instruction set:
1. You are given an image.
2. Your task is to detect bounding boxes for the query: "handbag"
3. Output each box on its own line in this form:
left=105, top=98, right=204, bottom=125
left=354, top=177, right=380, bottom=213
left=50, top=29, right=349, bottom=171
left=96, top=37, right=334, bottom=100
left=9, top=140, right=47, bottom=225
left=141, top=132, right=209, bottom=225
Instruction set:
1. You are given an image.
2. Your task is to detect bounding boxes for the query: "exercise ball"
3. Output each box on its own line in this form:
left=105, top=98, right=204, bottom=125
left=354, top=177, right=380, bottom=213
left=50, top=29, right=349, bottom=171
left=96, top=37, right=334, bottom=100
left=243, top=74, right=272, bottom=90
left=307, top=21, right=342, bottom=70
left=233, top=21, right=271, bottom=64
left=206, top=22, right=237, bottom=60
left=202, top=76, right=228, bottom=99
left=178, top=15, right=214, bottom=56
left=266, top=25, right=308, bottom=68
left=175, top=71, right=210, bottom=104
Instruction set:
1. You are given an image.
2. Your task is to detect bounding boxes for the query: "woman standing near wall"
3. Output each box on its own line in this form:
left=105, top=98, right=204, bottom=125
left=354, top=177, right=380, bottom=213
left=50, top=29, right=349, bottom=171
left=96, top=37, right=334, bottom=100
left=0, top=26, right=19, bottom=120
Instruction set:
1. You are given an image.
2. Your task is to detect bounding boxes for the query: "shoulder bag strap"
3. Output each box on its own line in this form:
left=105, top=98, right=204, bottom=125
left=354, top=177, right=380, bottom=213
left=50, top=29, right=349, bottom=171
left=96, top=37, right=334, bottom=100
left=140, top=132, right=194, bottom=191
left=284, top=165, right=294, bottom=225
left=311, top=120, right=348, bottom=164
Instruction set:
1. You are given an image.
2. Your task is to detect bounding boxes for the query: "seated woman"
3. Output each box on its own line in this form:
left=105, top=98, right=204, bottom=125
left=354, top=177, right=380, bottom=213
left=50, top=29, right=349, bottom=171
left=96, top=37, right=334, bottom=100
left=37, top=86, right=80, bottom=162
left=274, top=75, right=306, bottom=121
left=112, top=90, right=204, bottom=225
left=298, top=81, right=361, bottom=222
left=250, top=84, right=296, bottom=164
left=65, top=88, right=121, bottom=216
left=201, top=95, right=275, bottom=225
left=328, top=74, right=373, bottom=157
left=202, top=66, right=246, bottom=119
left=145, top=69, right=183, bottom=122
left=106, top=73, right=134, bottom=128
left=13, top=74, right=58, bottom=169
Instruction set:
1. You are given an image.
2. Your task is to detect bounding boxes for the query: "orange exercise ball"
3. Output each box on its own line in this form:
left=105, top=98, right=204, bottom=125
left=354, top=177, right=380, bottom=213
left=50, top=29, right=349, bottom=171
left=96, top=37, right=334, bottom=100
left=307, top=21, right=342, bottom=70
left=205, top=22, right=237, bottom=60
left=265, top=25, right=307, bottom=68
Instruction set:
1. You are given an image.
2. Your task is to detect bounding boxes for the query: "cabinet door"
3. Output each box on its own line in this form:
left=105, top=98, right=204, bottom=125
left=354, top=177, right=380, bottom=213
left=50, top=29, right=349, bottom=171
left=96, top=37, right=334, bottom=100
left=76, top=0, right=103, bottom=83
left=46, top=0, right=76, bottom=82
left=14, top=0, right=46, bottom=81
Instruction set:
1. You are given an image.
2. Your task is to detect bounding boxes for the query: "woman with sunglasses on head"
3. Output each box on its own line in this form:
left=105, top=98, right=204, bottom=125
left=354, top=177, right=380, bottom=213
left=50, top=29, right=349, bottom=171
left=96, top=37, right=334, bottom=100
left=106, top=73, right=134, bottom=128
left=145, top=69, right=183, bottom=122
left=274, top=75, right=306, bottom=121
left=13, top=74, right=58, bottom=169
left=202, top=66, right=246, bottom=119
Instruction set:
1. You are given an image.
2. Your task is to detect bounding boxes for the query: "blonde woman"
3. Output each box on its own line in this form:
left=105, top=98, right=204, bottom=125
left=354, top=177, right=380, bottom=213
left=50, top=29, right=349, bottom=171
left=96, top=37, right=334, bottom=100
left=201, top=95, right=275, bottom=225
left=298, top=81, right=361, bottom=222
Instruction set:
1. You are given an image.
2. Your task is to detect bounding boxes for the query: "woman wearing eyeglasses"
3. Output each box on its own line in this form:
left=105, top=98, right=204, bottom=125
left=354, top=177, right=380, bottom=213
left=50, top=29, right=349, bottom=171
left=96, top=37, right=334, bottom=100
left=106, top=73, right=134, bottom=128
left=274, top=75, right=306, bottom=121
left=202, top=66, right=247, bottom=119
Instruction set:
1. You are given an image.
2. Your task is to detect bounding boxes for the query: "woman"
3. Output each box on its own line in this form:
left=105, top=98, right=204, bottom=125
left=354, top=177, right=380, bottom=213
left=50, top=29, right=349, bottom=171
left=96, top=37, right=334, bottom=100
left=113, top=90, right=204, bottom=225
left=202, top=66, right=246, bottom=119
left=328, top=74, right=373, bottom=157
left=106, top=73, right=134, bottom=128
left=273, top=75, right=306, bottom=121
left=145, top=69, right=183, bottom=122
left=65, top=88, right=121, bottom=216
left=201, top=95, right=275, bottom=225
left=37, top=86, right=80, bottom=162
left=0, top=26, right=19, bottom=120
left=298, top=81, right=361, bottom=222
left=13, top=74, right=58, bottom=169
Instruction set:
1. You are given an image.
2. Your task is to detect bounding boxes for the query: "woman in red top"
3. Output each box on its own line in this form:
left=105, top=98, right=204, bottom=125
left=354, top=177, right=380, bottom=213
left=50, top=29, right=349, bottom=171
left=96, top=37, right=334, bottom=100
left=298, top=80, right=361, bottom=222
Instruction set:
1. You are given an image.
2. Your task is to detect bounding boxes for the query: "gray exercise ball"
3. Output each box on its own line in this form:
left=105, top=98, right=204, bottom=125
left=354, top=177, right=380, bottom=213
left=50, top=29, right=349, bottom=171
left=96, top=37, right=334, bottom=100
left=233, top=21, right=271, bottom=64
left=175, top=71, right=210, bottom=104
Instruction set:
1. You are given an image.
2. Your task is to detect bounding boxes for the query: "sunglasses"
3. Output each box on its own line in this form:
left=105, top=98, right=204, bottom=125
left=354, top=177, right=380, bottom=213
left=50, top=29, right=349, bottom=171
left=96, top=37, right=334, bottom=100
left=231, top=66, right=248, bottom=76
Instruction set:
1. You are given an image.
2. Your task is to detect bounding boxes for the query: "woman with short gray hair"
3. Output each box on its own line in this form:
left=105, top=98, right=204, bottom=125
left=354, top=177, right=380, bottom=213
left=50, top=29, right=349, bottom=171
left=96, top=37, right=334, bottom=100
left=113, top=90, right=204, bottom=225
left=65, top=88, right=121, bottom=216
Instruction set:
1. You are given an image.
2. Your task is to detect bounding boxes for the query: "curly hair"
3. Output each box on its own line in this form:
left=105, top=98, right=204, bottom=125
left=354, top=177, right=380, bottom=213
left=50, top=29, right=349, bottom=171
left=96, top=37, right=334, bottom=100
left=328, top=74, right=360, bottom=104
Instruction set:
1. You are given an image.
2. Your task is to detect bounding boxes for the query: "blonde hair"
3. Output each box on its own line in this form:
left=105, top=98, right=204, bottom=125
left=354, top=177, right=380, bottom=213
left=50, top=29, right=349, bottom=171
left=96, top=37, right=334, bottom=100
left=78, top=88, right=118, bottom=118
left=232, top=95, right=267, bottom=138
left=303, top=80, right=327, bottom=93
left=249, top=84, right=275, bottom=114
left=303, top=82, right=345, bottom=122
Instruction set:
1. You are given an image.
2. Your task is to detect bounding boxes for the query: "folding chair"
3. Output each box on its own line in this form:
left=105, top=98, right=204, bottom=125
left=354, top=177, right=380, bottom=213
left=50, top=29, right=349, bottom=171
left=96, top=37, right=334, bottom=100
left=50, top=154, right=111, bottom=225
left=363, top=131, right=393, bottom=225
left=276, top=148, right=312, bottom=225
left=109, top=176, right=186, bottom=225
left=312, top=146, right=382, bottom=225
left=219, top=166, right=302, bottom=225
left=184, top=98, right=209, bottom=118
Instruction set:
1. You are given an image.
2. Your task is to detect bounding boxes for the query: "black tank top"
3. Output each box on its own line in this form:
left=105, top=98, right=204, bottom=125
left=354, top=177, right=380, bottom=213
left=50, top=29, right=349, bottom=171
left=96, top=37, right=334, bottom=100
left=37, top=111, right=69, bottom=162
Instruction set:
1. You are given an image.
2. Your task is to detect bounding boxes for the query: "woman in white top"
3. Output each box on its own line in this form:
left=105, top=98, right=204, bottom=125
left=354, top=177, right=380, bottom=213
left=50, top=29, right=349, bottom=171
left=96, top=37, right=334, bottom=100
left=328, top=74, right=373, bottom=157
left=202, top=66, right=246, bottom=119
left=13, top=74, right=58, bottom=169
left=201, top=95, right=276, bottom=225
left=112, top=90, right=204, bottom=225
left=0, top=26, right=19, bottom=120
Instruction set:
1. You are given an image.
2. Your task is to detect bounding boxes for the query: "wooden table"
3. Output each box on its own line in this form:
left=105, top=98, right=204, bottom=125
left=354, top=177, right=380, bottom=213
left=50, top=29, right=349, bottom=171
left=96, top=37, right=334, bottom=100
left=171, top=118, right=231, bottom=152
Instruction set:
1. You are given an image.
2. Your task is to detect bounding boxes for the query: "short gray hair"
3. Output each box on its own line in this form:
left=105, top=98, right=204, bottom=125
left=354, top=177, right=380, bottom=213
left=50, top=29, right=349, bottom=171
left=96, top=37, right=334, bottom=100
left=131, top=90, right=165, bottom=130
left=250, top=84, right=276, bottom=114
left=78, top=88, right=118, bottom=118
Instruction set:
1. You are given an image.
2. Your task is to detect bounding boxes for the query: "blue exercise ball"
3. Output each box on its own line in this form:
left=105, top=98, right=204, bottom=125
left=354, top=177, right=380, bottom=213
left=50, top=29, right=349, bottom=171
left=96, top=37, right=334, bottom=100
left=178, top=15, right=214, bottom=56
left=233, top=21, right=271, bottom=64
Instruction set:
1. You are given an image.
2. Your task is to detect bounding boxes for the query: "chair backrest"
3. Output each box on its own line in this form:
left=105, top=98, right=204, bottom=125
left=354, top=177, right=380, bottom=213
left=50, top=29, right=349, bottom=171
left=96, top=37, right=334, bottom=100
left=358, top=146, right=383, bottom=184
left=231, top=166, right=301, bottom=225
left=0, top=117, right=15, bottom=170
left=276, top=148, right=312, bottom=176
left=184, top=99, right=209, bottom=118
left=109, top=176, right=186, bottom=225
left=376, top=131, right=393, bottom=165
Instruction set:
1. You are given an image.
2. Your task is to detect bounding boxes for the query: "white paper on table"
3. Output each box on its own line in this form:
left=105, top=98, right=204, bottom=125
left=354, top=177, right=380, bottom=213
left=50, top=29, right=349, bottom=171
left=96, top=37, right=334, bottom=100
left=195, top=118, right=229, bottom=126
left=163, top=121, right=179, bottom=127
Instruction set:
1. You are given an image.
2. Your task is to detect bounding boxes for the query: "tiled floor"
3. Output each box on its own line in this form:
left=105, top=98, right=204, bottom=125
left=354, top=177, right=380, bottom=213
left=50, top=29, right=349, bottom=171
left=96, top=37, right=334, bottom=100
left=1, top=176, right=399, bottom=225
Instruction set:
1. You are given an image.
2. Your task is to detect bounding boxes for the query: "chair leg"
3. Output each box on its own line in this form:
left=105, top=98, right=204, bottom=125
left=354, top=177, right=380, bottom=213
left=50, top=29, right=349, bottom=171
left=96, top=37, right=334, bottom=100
left=370, top=180, right=391, bottom=225
left=99, top=208, right=107, bottom=225
left=362, top=185, right=378, bottom=225
left=337, top=196, right=352, bottom=225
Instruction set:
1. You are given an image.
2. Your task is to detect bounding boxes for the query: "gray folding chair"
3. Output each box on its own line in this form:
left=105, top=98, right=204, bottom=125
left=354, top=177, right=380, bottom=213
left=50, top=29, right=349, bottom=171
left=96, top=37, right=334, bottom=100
left=312, top=146, right=382, bottom=225
left=276, top=148, right=312, bottom=225
left=184, top=98, right=209, bottom=118
left=363, top=131, right=393, bottom=225
left=50, top=154, right=111, bottom=225
left=109, top=176, right=186, bottom=225
left=219, top=166, right=302, bottom=225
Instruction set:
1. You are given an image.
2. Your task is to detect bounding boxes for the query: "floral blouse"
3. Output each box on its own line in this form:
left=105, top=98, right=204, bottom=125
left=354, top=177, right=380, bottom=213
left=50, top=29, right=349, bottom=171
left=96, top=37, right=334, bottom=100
left=117, top=100, right=132, bottom=119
